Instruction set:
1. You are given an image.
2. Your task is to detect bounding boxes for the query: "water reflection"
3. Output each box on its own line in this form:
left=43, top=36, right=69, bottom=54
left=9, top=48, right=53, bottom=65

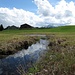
left=0, top=39, right=49, bottom=75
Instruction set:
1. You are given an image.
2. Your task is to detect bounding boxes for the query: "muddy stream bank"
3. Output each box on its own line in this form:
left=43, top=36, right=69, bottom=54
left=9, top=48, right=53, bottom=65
left=0, top=38, right=49, bottom=75
left=0, top=35, right=45, bottom=58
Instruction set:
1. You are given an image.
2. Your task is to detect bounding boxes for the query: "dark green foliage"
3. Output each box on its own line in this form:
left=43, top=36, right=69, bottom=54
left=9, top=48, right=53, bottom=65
left=5, top=25, right=19, bottom=30
left=0, top=24, right=4, bottom=31
left=20, top=23, right=33, bottom=29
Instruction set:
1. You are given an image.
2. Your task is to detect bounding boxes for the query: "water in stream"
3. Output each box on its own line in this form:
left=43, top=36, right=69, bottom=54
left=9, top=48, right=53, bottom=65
left=0, top=39, right=49, bottom=75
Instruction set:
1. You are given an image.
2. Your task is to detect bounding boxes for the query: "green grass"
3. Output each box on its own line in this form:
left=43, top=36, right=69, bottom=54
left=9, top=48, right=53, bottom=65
left=0, top=25, right=75, bottom=49
left=0, top=25, right=75, bottom=34
left=0, top=25, right=75, bottom=74
left=48, top=25, right=75, bottom=32
left=0, top=25, right=75, bottom=45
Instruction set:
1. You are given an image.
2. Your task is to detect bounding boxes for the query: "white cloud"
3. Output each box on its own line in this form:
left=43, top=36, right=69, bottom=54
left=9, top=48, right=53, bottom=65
left=34, top=0, right=55, bottom=17
left=0, top=0, right=75, bottom=27
left=34, top=0, right=75, bottom=26
left=0, top=7, right=43, bottom=27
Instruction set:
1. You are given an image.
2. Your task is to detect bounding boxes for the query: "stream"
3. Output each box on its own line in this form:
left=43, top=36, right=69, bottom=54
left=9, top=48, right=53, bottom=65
left=0, top=39, right=49, bottom=75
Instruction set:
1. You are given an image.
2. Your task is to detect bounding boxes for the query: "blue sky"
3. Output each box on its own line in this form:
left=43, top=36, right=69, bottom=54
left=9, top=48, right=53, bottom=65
left=0, top=0, right=74, bottom=13
left=0, top=0, right=75, bottom=27
left=0, top=0, right=37, bottom=12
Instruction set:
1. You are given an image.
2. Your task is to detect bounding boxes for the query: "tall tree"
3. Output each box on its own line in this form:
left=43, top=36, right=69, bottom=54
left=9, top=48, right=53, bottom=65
left=0, top=24, right=4, bottom=31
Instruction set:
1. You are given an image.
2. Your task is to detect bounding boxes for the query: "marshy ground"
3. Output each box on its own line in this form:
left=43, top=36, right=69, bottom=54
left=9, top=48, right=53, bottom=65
left=34, top=33, right=75, bottom=75
left=0, top=26, right=75, bottom=75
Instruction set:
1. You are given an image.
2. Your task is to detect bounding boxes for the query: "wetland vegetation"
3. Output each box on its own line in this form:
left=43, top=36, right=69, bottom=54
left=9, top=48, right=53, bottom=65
left=0, top=25, right=75, bottom=75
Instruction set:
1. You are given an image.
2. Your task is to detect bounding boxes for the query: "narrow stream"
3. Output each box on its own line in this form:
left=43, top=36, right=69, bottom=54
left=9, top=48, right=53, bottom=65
left=0, top=39, right=49, bottom=75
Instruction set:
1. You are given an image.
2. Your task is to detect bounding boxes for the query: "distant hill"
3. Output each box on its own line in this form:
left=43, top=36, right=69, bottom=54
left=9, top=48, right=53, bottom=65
left=20, top=23, right=33, bottom=29
left=49, top=25, right=75, bottom=32
left=45, top=25, right=55, bottom=28
left=5, top=25, right=19, bottom=30
left=43, top=23, right=65, bottom=28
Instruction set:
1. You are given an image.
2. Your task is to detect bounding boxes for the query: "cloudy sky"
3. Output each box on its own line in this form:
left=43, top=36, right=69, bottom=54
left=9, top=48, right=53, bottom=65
left=0, top=0, right=75, bottom=27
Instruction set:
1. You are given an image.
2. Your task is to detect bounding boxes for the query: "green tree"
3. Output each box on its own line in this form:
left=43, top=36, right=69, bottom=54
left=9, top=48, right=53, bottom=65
left=0, top=24, right=4, bottom=31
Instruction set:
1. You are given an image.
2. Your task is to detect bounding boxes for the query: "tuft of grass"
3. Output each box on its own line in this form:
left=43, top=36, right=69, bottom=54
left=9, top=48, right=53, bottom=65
left=28, top=65, right=39, bottom=74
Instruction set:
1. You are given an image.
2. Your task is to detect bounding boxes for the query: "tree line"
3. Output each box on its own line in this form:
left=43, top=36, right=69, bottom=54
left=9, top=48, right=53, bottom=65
left=0, top=23, right=34, bottom=31
left=0, top=23, right=53, bottom=31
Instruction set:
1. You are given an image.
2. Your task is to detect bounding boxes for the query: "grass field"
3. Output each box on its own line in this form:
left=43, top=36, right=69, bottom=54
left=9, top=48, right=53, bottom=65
left=0, top=25, right=75, bottom=74
left=20, top=26, right=75, bottom=75
left=0, top=25, right=75, bottom=42
left=0, top=25, right=75, bottom=49
left=0, top=25, right=75, bottom=35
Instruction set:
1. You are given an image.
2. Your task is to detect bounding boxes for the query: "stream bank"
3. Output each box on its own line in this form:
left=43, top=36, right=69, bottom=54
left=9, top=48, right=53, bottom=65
left=1, top=34, right=75, bottom=75
left=0, top=39, right=49, bottom=75
left=30, top=35, right=75, bottom=75
left=0, top=36, right=41, bottom=58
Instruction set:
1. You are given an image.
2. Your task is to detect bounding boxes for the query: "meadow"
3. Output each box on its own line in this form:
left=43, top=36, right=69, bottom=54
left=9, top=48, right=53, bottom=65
left=0, top=25, right=75, bottom=40
left=0, top=25, right=75, bottom=75
left=26, top=26, right=75, bottom=75
left=0, top=25, right=75, bottom=44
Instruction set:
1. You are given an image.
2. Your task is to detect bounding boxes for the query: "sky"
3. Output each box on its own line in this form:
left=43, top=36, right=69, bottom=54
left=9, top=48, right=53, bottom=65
left=0, top=0, right=75, bottom=27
